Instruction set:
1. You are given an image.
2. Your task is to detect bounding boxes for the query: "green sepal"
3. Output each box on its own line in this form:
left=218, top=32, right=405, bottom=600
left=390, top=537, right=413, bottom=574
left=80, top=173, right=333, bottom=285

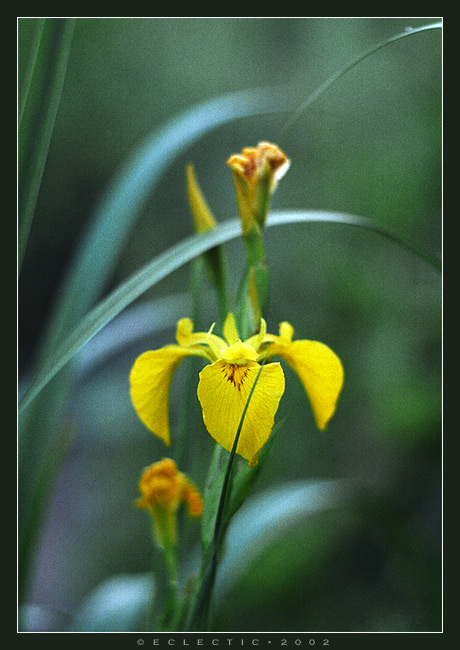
left=200, top=444, right=227, bottom=552
left=253, top=162, right=272, bottom=229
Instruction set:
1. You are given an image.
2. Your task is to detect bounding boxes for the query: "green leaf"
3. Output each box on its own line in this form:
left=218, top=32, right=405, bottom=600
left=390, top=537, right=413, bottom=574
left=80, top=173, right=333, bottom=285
left=200, top=445, right=227, bottom=552
left=19, top=209, right=440, bottom=417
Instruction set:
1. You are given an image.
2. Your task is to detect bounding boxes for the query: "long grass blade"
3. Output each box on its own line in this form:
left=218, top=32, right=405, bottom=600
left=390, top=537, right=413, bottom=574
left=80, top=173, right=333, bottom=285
left=18, top=209, right=440, bottom=417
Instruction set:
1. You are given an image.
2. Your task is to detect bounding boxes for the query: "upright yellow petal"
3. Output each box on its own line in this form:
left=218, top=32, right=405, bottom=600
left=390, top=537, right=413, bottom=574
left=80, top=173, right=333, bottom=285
left=244, top=317, right=268, bottom=352
left=270, top=340, right=344, bottom=430
left=223, top=312, right=240, bottom=345
left=186, top=164, right=217, bottom=234
left=176, top=317, right=226, bottom=360
left=130, top=346, right=196, bottom=445
left=197, top=360, right=285, bottom=465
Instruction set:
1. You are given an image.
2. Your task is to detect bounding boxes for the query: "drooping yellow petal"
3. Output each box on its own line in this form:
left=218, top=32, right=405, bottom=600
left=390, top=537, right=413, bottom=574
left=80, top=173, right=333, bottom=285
left=197, top=359, right=285, bottom=465
left=130, top=346, right=198, bottom=445
left=270, top=340, right=344, bottom=430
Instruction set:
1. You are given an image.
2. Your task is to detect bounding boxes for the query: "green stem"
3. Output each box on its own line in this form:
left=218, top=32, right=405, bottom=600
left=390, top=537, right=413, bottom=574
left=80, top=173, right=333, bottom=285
left=158, top=542, right=180, bottom=631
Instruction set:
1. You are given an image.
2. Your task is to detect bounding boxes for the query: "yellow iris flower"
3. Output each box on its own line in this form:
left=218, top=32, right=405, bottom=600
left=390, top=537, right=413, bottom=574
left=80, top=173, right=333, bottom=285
left=130, top=313, right=344, bottom=466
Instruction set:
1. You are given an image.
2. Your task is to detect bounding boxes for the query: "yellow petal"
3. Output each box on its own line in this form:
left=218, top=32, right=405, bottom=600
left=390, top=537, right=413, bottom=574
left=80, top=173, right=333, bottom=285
left=222, top=340, right=258, bottom=363
left=130, top=346, right=195, bottom=445
left=271, top=340, right=344, bottom=430
left=197, top=360, right=285, bottom=464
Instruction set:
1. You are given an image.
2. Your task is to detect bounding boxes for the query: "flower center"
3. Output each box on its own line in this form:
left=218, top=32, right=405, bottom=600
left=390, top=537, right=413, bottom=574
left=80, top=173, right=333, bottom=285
left=222, top=363, right=250, bottom=390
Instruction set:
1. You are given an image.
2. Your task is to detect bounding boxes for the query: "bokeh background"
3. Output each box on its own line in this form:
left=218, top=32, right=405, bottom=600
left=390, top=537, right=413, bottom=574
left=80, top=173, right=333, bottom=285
left=18, top=17, right=442, bottom=633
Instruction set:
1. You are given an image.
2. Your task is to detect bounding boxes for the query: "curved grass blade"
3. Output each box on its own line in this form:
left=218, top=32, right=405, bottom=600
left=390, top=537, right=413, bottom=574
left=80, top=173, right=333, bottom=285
left=269, top=210, right=442, bottom=271
left=281, top=21, right=442, bottom=138
left=18, top=18, right=76, bottom=273
left=36, top=87, right=293, bottom=365
left=19, top=209, right=440, bottom=417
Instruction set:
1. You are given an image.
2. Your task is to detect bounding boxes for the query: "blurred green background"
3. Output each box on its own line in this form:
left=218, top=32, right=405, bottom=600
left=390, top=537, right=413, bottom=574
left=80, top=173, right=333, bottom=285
left=18, top=18, right=441, bottom=633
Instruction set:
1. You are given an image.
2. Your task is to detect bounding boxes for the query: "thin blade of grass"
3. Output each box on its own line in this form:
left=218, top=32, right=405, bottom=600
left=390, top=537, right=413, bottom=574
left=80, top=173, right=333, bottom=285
left=18, top=209, right=440, bottom=417
left=281, top=21, right=442, bottom=137
left=18, top=18, right=76, bottom=273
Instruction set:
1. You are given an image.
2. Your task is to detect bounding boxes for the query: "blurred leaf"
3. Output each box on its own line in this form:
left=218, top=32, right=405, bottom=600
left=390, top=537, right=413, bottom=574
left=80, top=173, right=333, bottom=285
left=75, top=293, right=190, bottom=377
left=214, top=479, right=351, bottom=599
left=69, top=573, right=154, bottom=632
left=19, top=209, right=440, bottom=417
left=18, top=18, right=75, bottom=273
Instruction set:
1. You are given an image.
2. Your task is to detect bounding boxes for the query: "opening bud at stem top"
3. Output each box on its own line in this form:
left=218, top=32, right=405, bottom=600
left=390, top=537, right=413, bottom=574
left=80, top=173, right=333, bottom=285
left=227, top=141, right=290, bottom=234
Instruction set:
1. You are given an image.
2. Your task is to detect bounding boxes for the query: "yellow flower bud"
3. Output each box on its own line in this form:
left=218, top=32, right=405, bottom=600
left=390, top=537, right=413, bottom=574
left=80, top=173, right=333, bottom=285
left=137, top=458, right=203, bottom=548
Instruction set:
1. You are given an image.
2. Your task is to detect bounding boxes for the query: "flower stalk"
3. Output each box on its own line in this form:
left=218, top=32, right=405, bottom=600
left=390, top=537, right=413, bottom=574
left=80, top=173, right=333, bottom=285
left=136, top=459, right=203, bottom=629
left=132, top=142, right=343, bottom=632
